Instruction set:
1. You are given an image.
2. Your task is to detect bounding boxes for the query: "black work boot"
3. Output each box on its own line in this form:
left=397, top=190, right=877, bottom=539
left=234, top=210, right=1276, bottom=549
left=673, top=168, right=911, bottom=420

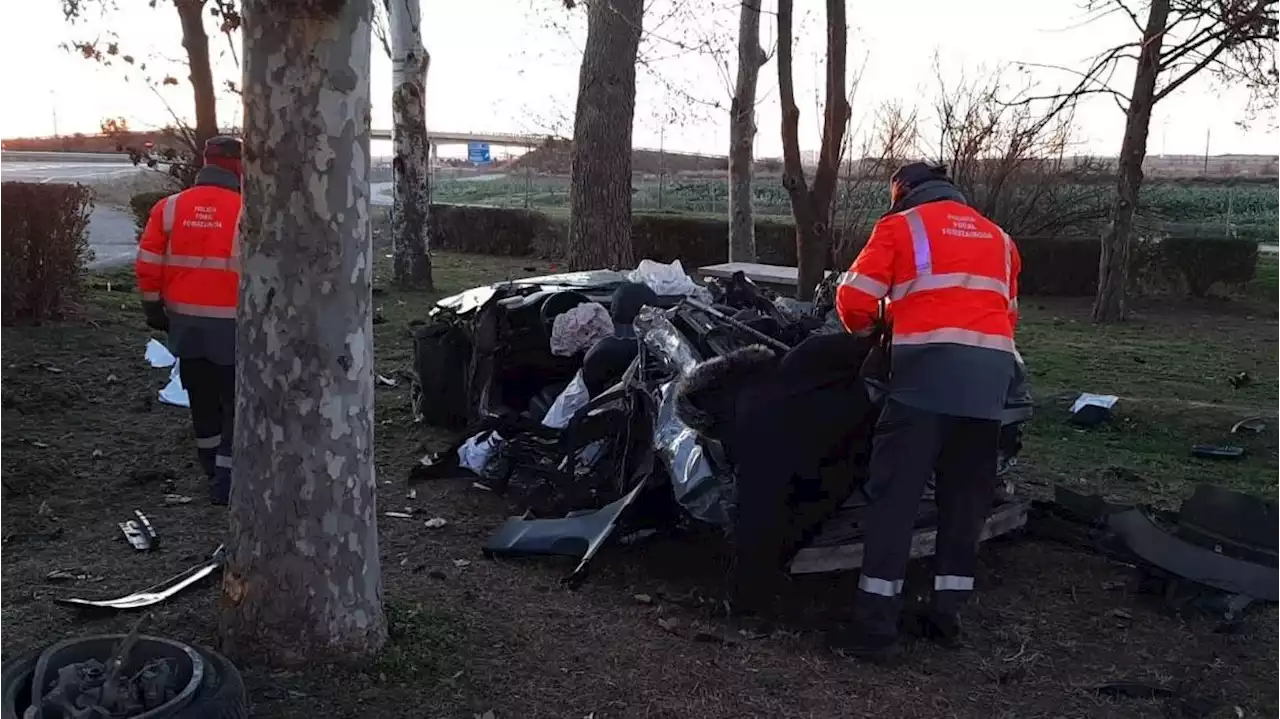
left=209, top=473, right=230, bottom=506
left=916, top=609, right=963, bottom=648
left=826, top=626, right=903, bottom=663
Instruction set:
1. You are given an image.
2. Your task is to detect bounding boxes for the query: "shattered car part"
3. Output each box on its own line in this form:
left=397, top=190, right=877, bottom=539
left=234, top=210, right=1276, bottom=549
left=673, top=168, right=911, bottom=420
left=118, top=510, right=158, bottom=551
left=1230, top=416, right=1266, bottom=434
left=1190, top=444, right=1245, bottom=460
left=30, top=630, right=204, bottom=719
left=54, top=545, right=225, bottom=611
left=1176, top=483, right=1277, bottom=566
left=1107, top=509, right=1277, bottom=601
left=483, top=465, right=652, bottom=588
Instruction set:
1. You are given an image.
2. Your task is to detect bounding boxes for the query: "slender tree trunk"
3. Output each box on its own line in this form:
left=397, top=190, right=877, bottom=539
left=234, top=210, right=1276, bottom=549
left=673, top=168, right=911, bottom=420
left=567, top=0, right=643, bottom=270
left=221, top=0, right=387, bottom=666
left=1093, top=0, right=1169, bottom=323
left=387, top=0, right=434, bottom=290
left=777, top=0, right=849, bottom=300
left=728, top=0, right=767, bottom=263
left=175, top=0, right=218, bottom=158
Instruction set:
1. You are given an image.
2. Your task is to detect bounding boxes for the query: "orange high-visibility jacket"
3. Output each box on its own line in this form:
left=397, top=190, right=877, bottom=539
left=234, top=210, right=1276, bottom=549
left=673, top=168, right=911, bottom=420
left=136, top=183, right=240, bottom=319
left=836, top=199, right=1020, bottom=352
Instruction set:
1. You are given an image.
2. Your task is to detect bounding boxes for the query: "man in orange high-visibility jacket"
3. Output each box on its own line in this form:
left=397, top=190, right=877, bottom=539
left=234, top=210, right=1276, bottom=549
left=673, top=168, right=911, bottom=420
left=828, top=162, right=1022, bottom=661
left=136, top=136, right=242, bottom=505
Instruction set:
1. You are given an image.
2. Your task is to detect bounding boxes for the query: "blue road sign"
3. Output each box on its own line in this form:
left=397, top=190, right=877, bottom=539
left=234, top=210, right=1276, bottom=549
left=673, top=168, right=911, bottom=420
left=467, top=142, right=491, bottom=164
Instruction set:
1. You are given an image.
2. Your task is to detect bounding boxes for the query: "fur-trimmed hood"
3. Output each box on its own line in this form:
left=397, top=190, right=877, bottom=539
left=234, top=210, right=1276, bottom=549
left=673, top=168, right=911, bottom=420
left=674, top=344, right=778, bottom=439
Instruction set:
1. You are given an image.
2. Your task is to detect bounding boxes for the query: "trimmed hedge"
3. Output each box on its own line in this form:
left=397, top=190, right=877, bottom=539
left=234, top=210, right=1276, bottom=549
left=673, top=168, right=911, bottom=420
left=416, top=203, right=1258, bottom=298
left=2, top=182, right=95, bottom=324
left=130, top=190, right=171, bottom=235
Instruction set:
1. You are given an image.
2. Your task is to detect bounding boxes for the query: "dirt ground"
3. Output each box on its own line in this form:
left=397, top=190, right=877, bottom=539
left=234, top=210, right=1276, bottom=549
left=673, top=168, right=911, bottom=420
left=2, top=250, right=1276, bottom=719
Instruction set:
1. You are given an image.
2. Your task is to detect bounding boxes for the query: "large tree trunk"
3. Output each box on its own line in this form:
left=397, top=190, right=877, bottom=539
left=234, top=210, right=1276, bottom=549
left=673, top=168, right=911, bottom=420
left=728, top=0, right=767, bottom=263
left=566, top=0, right=643, bottom=270
left=221, top=0, right=387, bottom=666
left=386, top=0, right=434, bottom=290
left=777, top=0, right=849, bottom=300
left=1093, top=0, right=1169, bottom=323
left=175, top=0, right=218, bottom=158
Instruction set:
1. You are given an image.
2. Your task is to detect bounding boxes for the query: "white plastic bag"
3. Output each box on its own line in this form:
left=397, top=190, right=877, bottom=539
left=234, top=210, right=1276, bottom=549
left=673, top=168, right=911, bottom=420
left=457, top=431, right=504, bottom=475
left=541, top=371, right=591, bottom=429
left=627, top=259, right=712, bottom=302
left=549, top=302, right=613, bottom=357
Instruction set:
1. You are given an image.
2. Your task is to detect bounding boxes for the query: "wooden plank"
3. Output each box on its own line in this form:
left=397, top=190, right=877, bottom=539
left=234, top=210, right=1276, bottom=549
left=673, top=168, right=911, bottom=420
left=787, top=500, right=1030, bottom=575
left=697, top=262, right=834, bottom=289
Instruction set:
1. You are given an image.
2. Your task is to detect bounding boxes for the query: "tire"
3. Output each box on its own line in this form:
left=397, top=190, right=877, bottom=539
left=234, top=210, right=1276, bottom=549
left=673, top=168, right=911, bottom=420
left=2, top=639, right=247, bottom=719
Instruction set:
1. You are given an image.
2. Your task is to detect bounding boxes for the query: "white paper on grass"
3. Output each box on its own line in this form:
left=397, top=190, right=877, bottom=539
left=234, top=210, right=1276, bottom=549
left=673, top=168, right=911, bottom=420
left=1071, top=393, right=1119, bottom=414
left=144, top=339, right=190, bottom=407
left=145, top=338, right=177, bottom=368
left=159, top=361, right=191, bottom=408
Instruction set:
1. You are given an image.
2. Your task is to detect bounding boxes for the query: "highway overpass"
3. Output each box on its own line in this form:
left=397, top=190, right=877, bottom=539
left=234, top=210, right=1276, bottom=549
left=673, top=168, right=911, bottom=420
left=369, top=129, right=545, bottom=147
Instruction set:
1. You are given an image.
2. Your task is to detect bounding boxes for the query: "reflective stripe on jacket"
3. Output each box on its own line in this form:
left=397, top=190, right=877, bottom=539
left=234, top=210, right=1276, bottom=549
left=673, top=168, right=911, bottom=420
left=835, top=199, right=1021, bottom=420
left=136, top=166, right=241, bottom=364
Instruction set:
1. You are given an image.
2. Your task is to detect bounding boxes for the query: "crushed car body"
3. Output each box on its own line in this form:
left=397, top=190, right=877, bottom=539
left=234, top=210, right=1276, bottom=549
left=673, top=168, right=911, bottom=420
left=410, top=261, right=1034, bottom=583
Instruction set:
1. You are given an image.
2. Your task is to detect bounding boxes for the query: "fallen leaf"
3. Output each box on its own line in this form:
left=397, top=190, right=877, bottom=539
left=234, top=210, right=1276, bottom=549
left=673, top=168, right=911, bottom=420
left=91, top=449, right=104, bottom=459
left=163, top=494, right=193, bottom=505
left=32, top=441, right=49, bottom=449
left=384, top=511, right=414, bottom=519
left=1109, top=608, right=1133, bottom=620
left=106, top=374, right=118, bottom=383
left=42, top=365, right=63, bottom=374
left=424, top=517, right=448, bottom=529
left=376, top=374, right=398, bottom=387
left=634, top=593, right=653, bottom=604
left=657, top=617, right=680, bottom=633
left=453, top=559, right=471, bottom=568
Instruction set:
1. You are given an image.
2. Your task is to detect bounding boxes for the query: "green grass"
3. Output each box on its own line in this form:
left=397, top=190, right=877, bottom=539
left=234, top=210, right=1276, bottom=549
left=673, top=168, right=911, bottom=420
left=1015, top=298, right=1277, bottom=506
left=369, top=599, right=471, bottom=683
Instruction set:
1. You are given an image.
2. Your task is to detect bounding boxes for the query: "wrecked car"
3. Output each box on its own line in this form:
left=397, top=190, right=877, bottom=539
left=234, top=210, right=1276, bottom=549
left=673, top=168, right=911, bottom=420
left=410, top=261, right=1033, bottom=586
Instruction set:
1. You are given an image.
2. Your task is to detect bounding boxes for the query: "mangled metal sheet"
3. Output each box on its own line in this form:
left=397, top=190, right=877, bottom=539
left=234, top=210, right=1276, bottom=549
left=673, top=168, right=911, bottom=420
left=636, top=307, right=734, bottom=527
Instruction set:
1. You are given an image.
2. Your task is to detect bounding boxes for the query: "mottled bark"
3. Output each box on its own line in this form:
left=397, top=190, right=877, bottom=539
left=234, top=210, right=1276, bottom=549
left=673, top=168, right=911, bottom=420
left=566, top=0, right=643, bottom=271
left=728, top=0, right=767, bottom=264
left=1093, top=0, right=1169, bottom=324
left=221, top=0, right=386, bottom=666
left=386, top=0, right=434, bottom=290
left=777, top=0, right=850, bottom=300
left=175, top=0, right=218, bottom=158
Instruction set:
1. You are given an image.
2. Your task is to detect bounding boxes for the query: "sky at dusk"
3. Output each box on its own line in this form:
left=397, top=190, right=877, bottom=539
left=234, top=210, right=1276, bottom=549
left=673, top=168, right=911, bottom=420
left=1, top=0, right=1275, bottom=158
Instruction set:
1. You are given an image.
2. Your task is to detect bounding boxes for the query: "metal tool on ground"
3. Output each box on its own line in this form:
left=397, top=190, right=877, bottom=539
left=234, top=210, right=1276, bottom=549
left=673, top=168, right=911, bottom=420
left=54, top=545, right=225, bottom=611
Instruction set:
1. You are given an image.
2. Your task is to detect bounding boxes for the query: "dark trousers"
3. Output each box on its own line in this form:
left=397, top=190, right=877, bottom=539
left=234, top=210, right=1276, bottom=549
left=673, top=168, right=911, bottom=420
left=854, top=400, right=1001, bottom=637
left=179, top=358, right=235, bottom=500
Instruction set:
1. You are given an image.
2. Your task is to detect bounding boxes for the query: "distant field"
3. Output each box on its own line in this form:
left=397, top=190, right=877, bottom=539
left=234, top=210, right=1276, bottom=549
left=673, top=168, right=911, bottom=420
left=434, top=174, right=1280, bottom=241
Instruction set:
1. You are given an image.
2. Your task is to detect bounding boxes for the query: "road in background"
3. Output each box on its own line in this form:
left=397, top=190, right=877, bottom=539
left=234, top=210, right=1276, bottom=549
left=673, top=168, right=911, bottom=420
left=2, top=154, right=149, bottom=268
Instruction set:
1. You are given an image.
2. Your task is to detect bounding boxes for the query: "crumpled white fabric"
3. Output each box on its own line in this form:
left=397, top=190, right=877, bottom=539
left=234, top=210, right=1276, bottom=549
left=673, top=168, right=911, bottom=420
left=541, top=370, right=592, bottom=429
left=144, top=339, right=189, bottom=407
left=627, top=259, right=713, bottom=302
left=550, top=302, right=613, bottom=357
left=458, top=430, right=504, bottom=474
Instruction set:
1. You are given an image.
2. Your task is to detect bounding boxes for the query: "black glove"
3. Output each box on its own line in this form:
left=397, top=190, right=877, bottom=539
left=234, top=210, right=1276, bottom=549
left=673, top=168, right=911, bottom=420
left=142, top=300, right=170, bottom=332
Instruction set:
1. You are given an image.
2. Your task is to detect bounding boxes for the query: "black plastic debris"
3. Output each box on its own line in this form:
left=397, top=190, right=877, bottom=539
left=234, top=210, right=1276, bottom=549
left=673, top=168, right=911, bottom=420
left=119, top=510, right=158, bottom=551
left=483, top=478, right=650, bottom=588
left=1108, top=509, right=1278, bottom=601
left=1190, top=444, right=1245, bottom=460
